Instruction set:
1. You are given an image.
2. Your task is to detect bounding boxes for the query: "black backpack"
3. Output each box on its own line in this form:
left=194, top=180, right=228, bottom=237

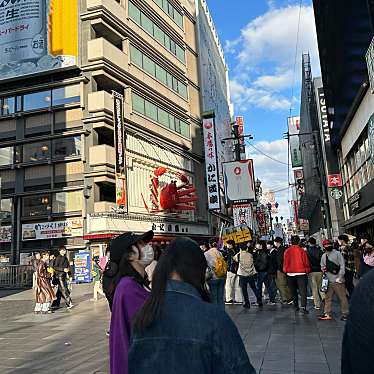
left=102, top=260, right=120, bottom=311
left=326, top=256, right=340, bottom=275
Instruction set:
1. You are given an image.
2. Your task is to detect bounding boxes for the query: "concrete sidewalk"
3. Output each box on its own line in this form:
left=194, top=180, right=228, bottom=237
left=0, top=287, right=344, bottom=374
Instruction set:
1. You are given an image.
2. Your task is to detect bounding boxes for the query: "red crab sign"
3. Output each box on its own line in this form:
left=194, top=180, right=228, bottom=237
left=141, top=167, right=198, bottom=213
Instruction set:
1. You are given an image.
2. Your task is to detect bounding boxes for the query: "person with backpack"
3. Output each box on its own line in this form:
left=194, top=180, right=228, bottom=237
left=223, top=240, right=241, bottom=304
left=306, top=237, right=324, bottom=310
left=254, top=241, right=272, bottom=306
left=274, top=237, right=293, bottom=304
left=319, top=239, right=349, bottom=321
left=338, top=234, right=355, bottom=298
left=233, top=242, right=259, bottom=308
left=205, top=239, right=227, bottom=310
left=283, top=235, right=311, bottom=314
left=129, top=237, right=256, bottom=374
left=105, top=230, right=154, bottom=374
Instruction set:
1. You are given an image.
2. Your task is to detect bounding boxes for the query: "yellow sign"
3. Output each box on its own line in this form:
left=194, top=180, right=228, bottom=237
left=222, top=225, right=252, bottom=245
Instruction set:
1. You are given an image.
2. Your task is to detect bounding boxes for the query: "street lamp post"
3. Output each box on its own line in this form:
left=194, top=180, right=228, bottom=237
left=266, top=202, right=279, bottom=240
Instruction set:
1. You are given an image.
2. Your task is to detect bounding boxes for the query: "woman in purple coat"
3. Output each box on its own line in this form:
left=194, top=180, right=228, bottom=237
left=107, top=230, right=154, bottom=374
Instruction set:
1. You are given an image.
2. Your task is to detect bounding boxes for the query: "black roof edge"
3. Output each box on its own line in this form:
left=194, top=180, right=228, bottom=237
left=338, top=80, right=369, bottom=141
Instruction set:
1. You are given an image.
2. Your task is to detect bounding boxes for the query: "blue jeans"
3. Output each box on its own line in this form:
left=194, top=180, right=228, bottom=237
left=257, top=272, right=277, bottom=303
left=208, top=278, right=225, bottom=310
left=239, top=275, right=259, bottom=306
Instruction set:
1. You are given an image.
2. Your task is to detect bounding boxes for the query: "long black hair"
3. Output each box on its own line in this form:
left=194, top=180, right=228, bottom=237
left=133, top=237, right=209, bottom=333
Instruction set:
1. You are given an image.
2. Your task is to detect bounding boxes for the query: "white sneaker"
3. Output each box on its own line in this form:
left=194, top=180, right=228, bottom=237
left=67, top=303, right=74, bottom=309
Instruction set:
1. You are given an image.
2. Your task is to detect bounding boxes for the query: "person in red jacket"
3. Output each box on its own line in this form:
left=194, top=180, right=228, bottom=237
left=283, top=235, right=311, bottom=314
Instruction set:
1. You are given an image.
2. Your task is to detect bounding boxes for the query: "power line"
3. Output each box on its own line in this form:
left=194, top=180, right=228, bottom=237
left=246, top=141, right=289, bottom=166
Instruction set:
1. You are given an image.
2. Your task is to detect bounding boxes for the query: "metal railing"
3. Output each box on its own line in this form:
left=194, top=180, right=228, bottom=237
left=0, top=265, right=33, bottom=289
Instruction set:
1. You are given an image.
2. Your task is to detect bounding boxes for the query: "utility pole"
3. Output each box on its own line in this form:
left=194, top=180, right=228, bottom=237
left=222, top=121, right=253, bottom=161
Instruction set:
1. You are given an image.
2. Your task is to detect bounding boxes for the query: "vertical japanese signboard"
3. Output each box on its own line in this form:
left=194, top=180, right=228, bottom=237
left=112, top=91, right=127, bottom=209
left=233, top=203, right=253, bottom=228
left=288, top=116, right=302, bottom=168
left=0, top=0, right=79, bottom=81
left=203, top=115, right=220, bottom=210
left=368, top=113, right=374, bottom=164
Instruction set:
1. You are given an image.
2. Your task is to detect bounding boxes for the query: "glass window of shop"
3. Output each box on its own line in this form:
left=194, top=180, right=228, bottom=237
left=0, top=147, right=13, bottom=166
left=23, top=90, right=51, bottom=111
left=0, top=96, right=15, bottom=116
left=22, top=194, right=51, bottom=217
left=54, top=137, right=81, bottom=158
left=342, top=131, right=373, bottom=198
left=23, top=141, right=50, bottom=162
left=52, top=190, right=83, bottom=213
left=0, top=198, right=12, bottom=221
left=52, top=85, right=80, bottom=106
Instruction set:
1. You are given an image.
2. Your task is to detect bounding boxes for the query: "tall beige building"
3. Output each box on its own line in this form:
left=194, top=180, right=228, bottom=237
left=0, top=0, right=233, bottom=263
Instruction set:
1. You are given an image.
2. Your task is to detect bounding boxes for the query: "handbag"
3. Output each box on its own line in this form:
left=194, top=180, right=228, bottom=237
left=320, top=273, right=329, bottom=293
left=326, top=256, right=340, bottom=275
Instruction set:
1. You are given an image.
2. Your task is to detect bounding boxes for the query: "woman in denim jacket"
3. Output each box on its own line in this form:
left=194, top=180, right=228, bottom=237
left=129, top=237, right=256, bottom=374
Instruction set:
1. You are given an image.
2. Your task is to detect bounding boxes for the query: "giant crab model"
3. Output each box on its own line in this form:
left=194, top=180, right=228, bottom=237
left=141, top=166, right=198, bottom=213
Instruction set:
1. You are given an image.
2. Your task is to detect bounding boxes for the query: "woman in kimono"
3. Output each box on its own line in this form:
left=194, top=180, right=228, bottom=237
left=34, top=251, right=56, bottom=314
left=108, top=230, right=154, bottom=374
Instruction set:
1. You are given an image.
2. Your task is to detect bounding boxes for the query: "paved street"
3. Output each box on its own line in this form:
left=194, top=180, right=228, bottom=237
left=0, top=286, right=344, bottom=374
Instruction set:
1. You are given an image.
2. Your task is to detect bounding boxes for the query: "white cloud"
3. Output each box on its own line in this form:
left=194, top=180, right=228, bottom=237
left=226, top=4, right=320, bottom=113
left=246, top=139, right=291, bottom=219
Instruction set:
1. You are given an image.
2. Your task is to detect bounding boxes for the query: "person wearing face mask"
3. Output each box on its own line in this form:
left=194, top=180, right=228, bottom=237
left=274, top=237, right=293, bottom=304
left=107, top=230, right=154, bottom=374
left=253, top=241, right=272, bottom=306
left=319, top=240, right=349, bottom=321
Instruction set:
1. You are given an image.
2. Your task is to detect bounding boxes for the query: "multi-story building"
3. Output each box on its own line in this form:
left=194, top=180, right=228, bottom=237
left=0, top=0, right=231, bottom=264
left=313, top=0, right=374, bottom=238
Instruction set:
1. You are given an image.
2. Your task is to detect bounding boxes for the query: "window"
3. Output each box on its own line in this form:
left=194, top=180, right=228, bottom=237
left=0, top=119, right=16, bottom=140
left=23, top=90, right=51, bottom=111
left=131, top=93, right=190, bottom=137
left=132, top=93, right=145, bottom=114
left=0, top=198, right=12, bottom=221
left=143, top=55, right=155, bottom=76
left=152, top=0, right=183, bottom=29
left=54, top=108, right=82, bottom=133
left=129, top=2, right=185, bottom=63
left=128, top=1, right=141, bottom=24
left=23, top=141, right=50, bottom=162
left=52, top=191, right=83, bottom=213
left=0, top=147, right=13, bottom=166
left=145, top=101, right=157, bottom=121
left=52, top=85, right=80, bottom=106
left=141, top=13, right=153, bottom=35
left=0, top=170, right=15, bottom=194
left=1, top=96, right=15, bottom=116
left=130, top=45, right=142, bottom=67
left=155, top=65, right=167, bottom=85
left=23, top=194, right=51, bottom=217
left=25, top=113, right=51, bottom=136
left=24, top=165, right=51, bottom=191
left=129, top=44, right=188, bottom=98
left=54, top=137, right=81, bottom=158
left=54, top=162, right=84, bottom=188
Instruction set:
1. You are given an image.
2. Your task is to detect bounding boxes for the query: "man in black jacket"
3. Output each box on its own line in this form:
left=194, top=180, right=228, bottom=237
left=223, top=240, right=241, bottom=304
left=254, top=241, right=272, bottom=306
left=306, top=237, right=324, bottom=310
left=52, top=246, right=73, bottom=309
left=274, top=237, right=292, bottom=303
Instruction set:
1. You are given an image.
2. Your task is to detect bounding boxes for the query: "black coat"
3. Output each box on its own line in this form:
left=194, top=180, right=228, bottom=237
left=254, top=250, right=269, bottom=273
left=268, top=249, right=278, bottom=275
left=276, top=245, right=287, bottom=273
left=53, top=255, right=70, bottom=275
left=306, top=245, right=324, bottom=273
left=223, top=248, right=238, bottom=274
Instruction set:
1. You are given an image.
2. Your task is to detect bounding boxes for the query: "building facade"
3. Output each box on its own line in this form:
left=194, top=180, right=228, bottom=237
left=0, top=0, right=230, bottom=264
left=313, top=0, right=374, bottom=238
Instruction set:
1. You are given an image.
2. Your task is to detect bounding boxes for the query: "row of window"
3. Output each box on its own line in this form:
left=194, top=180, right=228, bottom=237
left=153, top=0, right=183, bottom=29
left=130, top=45, right=187, bottom=99
left=128, top=2, right=185, bottom=63
left=0, top=137, right=81, bottom=166
left=22, top=191, right=83, bottom=217
left=132, top=93, right=190, bottom=138
left=0, top=85, right=80, bottom=117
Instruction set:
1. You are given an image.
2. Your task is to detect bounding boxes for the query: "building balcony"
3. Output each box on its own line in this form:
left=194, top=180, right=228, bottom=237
left=86, top=0, right=126, bottom=19
left=89, top=144, right=115, bottom=168
left=87, top=37, right=128, bottom=72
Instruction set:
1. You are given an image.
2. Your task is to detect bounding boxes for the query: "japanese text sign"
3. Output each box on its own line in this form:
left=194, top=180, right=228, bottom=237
left=222, top=225, right=252, bottom=245
left=327, top=174, right=343, bottom=187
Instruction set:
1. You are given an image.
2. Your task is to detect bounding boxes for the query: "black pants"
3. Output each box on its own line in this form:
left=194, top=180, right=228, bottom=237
left=52, top=274, right=72, bottom=307
left=345, top=269, right=355, bottom=298
left=239, top=275, right=259, bottom=306
left=287, top=275, right=307, bottom=308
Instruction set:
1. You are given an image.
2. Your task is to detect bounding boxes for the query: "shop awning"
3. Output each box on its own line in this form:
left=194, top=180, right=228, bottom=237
left=343, top=205, right=374, bottom=229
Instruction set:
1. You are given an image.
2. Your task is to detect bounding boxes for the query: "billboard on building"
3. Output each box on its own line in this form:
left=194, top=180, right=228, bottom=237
left=203, top=115, right=220, bottom=210
left=288, top=116, right=302, bottom=168
left=113, top=91, right=127, bottom=209
left=233, top=203, right=253, bottom=228
left=223, top=159, right=255, bottom=204
left=0, top=0, right=79, bottom=81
